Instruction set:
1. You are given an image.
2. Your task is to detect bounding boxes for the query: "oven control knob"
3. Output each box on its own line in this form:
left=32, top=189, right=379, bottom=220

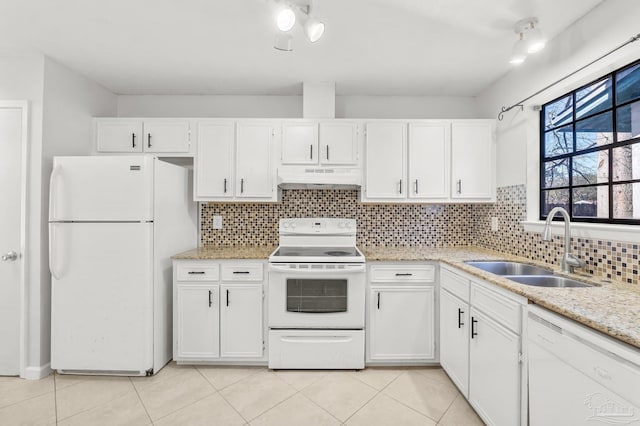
left=290, top=223, right=296, bottom=230
left=339, top=222, right=346, bottom=228
left=283, top=222, right=290, bottom=229
left=346, top=222, right=354, bottom=229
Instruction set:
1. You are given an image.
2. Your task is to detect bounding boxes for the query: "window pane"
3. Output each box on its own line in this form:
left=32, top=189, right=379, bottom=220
left=544, top=159, right=569, bottom=188
left=542, top=189, right=569, bottom=216
left=572, top=151, right=609, bottom=186
left=575, top=111, right=613, bottom=151
left=616, top=100, right=640, bottom=142
left=543, top=95, right=573, bottom=130
left=576, top=78, right=612, bottom=119
left=616, top=62, right=640, bottom=105
left=544, top=125, right=573, bottom=158
left=572, top=186, right=609, bottom=219
left=613, top=183, right=640, bottom=219
left=612, top=143, right=640, bottom=181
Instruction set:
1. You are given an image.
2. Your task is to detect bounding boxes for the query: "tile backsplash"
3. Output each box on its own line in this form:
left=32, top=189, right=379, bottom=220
left=201, top=190, right=475, bottom=247
left=200, top=186, right=638, bottom=285
left=472, top=185, right=639, bottom=285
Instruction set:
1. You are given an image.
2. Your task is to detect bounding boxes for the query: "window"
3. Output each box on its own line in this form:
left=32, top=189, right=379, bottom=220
left=540, top=59, right=640, bottom=224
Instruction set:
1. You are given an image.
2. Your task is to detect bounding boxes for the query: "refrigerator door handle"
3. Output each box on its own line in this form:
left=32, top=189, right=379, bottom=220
left=49, top=223, right=62, bottom=280
left=49, top=165, right=62, bottom=221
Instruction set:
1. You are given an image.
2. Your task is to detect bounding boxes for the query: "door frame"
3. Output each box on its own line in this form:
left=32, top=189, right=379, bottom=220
left=0, top=101, right=30, bottom=378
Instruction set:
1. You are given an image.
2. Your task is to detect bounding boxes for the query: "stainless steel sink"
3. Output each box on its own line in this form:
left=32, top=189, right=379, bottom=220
left=464, top=261, right=553, bottom=276
left=503, top=275, right=593, bottom=288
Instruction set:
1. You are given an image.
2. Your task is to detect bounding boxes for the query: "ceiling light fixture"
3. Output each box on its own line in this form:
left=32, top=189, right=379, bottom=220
left=272, top=0, right=325, bottom=51
left=510, top=17, right=546, bottom=65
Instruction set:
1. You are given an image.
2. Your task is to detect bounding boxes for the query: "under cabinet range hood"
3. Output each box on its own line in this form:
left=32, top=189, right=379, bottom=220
left=277, top=167, right=361, bottom=189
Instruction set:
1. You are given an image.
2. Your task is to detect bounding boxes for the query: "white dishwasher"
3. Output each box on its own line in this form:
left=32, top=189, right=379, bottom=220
left=528, top=305, right=640, bottom=426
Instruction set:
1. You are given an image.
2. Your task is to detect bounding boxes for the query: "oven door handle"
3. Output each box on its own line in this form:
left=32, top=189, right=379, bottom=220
left=280, top=336, right=353, bottom=344
left=269, top=263, right=366, bottom=273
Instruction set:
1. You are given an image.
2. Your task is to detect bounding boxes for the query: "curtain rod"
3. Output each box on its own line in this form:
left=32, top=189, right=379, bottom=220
left=497, top=32, right=640, bottom=121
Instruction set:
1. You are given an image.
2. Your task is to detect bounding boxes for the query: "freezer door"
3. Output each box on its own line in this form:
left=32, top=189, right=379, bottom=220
left=50, top=222, right=154, bottom=373
left=49, top=156, right=153, bottom=222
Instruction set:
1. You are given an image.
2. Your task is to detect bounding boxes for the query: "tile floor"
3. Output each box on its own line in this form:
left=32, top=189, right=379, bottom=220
left=0, top=363, right=485, bottom=425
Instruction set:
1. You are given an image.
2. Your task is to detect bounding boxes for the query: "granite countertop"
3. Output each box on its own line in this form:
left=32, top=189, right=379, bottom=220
left=362, top=246, right=640, bottom=349
left=172, top=245, right=276, bottom=260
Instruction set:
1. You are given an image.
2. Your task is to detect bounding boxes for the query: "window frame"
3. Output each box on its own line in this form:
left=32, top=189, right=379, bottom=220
left=539, top=58, right=640, bottom=225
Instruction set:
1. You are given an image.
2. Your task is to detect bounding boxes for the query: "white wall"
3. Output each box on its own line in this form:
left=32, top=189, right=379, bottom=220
left=117, top=94, right=480, bottom=118
left=38, top=57, right=117, bottom=367
left=477, top=0, right=640, bottom=220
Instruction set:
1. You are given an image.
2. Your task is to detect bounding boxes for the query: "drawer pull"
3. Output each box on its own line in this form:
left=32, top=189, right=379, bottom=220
left=233, top=271, right=250, bottom=274
left=395, top=273, right=413, bottom=276
left=458, top=308, right=464, bottom=328
left=471, top=317, right=478, bottom=338
left=208, top=290, right=213, bottom=307
left=188, top=271, right=206, bottom=275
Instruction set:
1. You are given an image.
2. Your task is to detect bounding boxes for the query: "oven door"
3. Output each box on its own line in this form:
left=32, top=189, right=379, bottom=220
left=268, top=263, right=365, bottom=329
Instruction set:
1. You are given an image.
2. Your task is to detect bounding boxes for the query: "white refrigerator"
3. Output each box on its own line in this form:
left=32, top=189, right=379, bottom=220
left=49, top=156, right=196, bottom=375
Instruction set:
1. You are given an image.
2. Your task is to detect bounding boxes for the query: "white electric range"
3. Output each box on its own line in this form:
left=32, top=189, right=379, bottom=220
left=268, top=218, right=366, bottom=369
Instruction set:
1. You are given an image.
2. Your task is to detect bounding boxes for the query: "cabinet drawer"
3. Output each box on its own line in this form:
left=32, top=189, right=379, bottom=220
left=471, top=280, right=522, bottom=332
left=221, top=263, right=263, bottom=281
left=370, top=265, right=435, bottom=282
left=441, top=268, right=470, bottom=302
left=176, top=263, right=219, bottom=281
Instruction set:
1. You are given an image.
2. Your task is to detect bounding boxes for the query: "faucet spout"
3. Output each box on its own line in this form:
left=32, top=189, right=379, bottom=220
left=542, top=207, right=585, bottom=274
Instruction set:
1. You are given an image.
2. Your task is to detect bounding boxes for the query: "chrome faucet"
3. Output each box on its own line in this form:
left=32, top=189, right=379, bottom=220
left=542, top=207, right=585, bottom=274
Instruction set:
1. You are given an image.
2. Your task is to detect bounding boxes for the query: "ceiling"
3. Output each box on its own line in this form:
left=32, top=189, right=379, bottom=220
left=0, top=0, right=604, bottom=96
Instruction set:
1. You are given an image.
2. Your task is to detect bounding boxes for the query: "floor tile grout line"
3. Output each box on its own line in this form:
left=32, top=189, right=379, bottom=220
left=129, top=376, right=153, bottom=425
left=339, top=383, right=381, bottom=424
left=0, top=381, right=55, bottom=411
left=233, top=370, right=300, bottom=423
left=194, top=365, right=264, bottom=392
left=194, top=367, right=251, bottom=423
left=376, top=370, right=451, bottom=424
left=295, top=389, right=344, bottom=425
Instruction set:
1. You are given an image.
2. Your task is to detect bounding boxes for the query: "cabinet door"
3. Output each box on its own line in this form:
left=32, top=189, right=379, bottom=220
left=236, top=122, right=273, bottom=199
left=365, top=122, right=406, bottom=199
left=143, top=120, right=190, bottom=153
left=281, top=122, right=318, bottom=164
left=469, top=307, right=521, bottom=426
left=220, top=283, right=263, bottom=358
left=439, top=289, right=470, bottom=396
left=195, top=122, right=234, bottom=199
left=408, top=122, right=450, bottom=200
left=95, top=119, right=143, bottom=153
left=176, top=284, right=219, bottom=359
left=369, top=286, right=435, bottom=360
left=451, top=122, right=494, bottom=199
left=319, top=122, right=358, bottom=165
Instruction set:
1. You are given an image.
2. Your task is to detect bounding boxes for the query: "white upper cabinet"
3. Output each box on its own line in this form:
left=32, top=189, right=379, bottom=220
left=451, top=121, right=495, bottom=200
left=195, top=121, right=235, bottom=199
left=281, top=121, right=358, bottom=166
left=319, top=122, right=358, bottom=165
left=95, top=118, right=190, bottom=154
left=408, top=122, right=450, bottom=200
left=281, top=122, right=318, bottom=165
left=95, top=119, right=143, bottom=153
left=235, top=121, right=275, bottom=199
left=364, top=122, right=406, bottom=199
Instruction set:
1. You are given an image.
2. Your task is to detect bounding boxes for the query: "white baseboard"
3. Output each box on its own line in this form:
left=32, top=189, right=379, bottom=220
left=23, top=363, right=53, bottom=380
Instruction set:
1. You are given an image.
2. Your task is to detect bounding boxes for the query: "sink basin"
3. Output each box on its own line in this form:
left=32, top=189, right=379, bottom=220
left=465, top=261, right=553, bottom=276
left=504, top=275, right=593, bottom=288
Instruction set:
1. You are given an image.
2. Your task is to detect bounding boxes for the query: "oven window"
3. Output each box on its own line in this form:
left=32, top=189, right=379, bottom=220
left=286, top=279, right=347, bottom=313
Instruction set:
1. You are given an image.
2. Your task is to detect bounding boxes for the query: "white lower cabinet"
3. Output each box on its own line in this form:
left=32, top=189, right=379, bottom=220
left=440, top=265, right=526, bottom=426
left=367, top=263, right=436, bottom=364
left=439, top=288, right=469, bottom=395
left=177, top=284, right=220, bottom=359
left=173, top=260, right=265, bottom=363
left=220, top=283, right=263, bottom=358
left=468, top=307, right=521, bottom=426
